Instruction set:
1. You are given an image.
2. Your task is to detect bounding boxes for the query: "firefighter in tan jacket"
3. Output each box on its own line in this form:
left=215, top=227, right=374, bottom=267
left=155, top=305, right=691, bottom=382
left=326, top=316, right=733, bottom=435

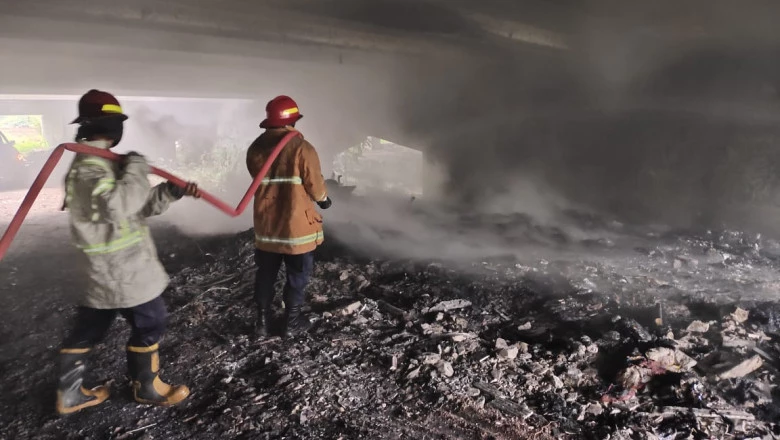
left=247, top=95, right=331, bottom=337
left=56, top=90, right=199, bottom=415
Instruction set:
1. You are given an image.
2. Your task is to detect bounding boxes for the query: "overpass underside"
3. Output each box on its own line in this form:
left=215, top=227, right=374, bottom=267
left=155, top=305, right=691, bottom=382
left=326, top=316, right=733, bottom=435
left=0, top=0, right=575, bottom=151
left=3, top=0, right=780, bottom=222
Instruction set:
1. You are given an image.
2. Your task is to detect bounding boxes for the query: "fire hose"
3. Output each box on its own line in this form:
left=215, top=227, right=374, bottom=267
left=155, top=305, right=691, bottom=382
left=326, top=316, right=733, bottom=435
left=0, top=130, right=301, bottom=262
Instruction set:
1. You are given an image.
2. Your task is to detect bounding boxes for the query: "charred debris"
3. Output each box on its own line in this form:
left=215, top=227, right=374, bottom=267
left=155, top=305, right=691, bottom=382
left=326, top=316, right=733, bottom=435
left=19, top=209, right=780, bottom=439
left=128, top=208, right=780, bottom=440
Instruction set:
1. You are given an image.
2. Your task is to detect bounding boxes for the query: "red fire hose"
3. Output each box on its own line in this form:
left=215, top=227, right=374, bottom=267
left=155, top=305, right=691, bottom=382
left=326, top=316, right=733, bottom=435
left=0, top=130, right=301, bottom=262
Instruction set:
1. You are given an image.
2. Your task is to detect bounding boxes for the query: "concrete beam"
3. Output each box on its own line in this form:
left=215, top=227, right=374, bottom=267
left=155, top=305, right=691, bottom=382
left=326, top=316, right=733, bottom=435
left=1, top=0, right=571, bottom=58
left=0, top=3, right=473, bottom=61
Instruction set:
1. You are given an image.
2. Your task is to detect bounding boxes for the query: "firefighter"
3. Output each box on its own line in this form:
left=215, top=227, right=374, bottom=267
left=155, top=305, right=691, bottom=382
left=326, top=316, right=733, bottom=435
left=246, top=95, right=331, bottom=338
left=56, top=89, right=200, bottom=415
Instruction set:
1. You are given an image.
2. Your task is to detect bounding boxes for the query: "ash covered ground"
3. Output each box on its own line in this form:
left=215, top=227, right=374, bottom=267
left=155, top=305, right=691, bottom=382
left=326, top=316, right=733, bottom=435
left=2, top=194, right=780, bottom=440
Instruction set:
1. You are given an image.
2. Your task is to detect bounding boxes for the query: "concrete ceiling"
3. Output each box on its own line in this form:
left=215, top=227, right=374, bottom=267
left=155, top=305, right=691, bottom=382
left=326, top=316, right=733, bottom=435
left=0, top=0, right=573, bottom=100
left=5, top=0, right=779, bottom=50
left=2, top=0, right=778, bottom=97
left=1, top=0, right=779, bottom=153
left=0, top=0, right=575, bottom=151
left=1, top=0, right=571, bottom=55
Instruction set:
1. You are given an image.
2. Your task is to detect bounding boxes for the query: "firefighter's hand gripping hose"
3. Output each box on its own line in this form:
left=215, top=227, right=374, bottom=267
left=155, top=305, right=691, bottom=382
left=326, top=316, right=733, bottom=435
left=0, top=131, right=301, bottom=262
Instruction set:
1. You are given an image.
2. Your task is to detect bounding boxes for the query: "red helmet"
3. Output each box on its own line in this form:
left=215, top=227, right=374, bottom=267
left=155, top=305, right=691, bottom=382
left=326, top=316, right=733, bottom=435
left=71, top=89, right=129, bottom=124
left=260, top=95, right=303, bottom=128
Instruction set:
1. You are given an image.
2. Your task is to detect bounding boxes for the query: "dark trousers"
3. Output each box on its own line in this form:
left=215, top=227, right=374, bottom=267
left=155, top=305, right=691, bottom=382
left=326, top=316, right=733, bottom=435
left=254, top=249, right=314, bottom=310
left=62, top=296, right=168, bottom=349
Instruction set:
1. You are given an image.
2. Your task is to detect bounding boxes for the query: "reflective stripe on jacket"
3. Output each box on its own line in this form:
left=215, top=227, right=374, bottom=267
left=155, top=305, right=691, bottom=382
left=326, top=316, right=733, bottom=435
left=64, top=139, right=178, bottom=309
left=246, top=129, right=328, bottom=255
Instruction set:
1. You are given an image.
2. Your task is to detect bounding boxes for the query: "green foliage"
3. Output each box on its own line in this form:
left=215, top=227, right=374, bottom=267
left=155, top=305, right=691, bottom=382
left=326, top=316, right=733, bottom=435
left=0, top=115, right=49, bottom=153
left=0, top=115, right=42, bottom=129
left=14, top=137, right=49, bottom=153
left=168, top=137, right=246, bottom=190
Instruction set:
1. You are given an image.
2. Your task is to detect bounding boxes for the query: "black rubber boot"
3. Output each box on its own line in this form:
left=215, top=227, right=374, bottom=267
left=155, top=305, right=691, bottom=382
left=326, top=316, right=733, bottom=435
left=254, top=307, right=273, bottom=338
left=126, top=344, right=189, bottom=406
left=285, top=305, right=312, bottom=336
left=55, top=348, right=109, bottom=415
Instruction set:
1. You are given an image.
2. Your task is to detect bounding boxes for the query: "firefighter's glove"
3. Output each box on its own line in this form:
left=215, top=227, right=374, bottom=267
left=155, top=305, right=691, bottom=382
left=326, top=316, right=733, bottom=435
left=166, top=181, right=201, bottom=200
left=317, top=196, right=332, bottom=210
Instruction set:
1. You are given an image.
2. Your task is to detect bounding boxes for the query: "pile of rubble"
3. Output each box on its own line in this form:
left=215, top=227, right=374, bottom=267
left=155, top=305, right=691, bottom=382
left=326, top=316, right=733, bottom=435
left=137, top=224, right=780, bottom=440
left=13, top=213, right=780, bottom=440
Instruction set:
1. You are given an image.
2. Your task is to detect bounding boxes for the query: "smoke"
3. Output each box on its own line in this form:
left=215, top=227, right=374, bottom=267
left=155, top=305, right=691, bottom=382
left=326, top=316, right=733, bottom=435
left=377, top=5, right=780, bottom=239
left=144, top=2, right=780, bottom=264
left=293, top=1, right=780, bottom=263
left=9, top=1, right=780, bottom=261
left=121, top=101, right=259, bottom=235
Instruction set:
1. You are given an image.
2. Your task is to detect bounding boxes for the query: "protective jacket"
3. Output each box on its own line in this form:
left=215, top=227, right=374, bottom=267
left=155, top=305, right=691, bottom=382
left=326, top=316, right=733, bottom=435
left=246, top=129, right=328, bottom=255
left=63, top=139, right=179, bottom=309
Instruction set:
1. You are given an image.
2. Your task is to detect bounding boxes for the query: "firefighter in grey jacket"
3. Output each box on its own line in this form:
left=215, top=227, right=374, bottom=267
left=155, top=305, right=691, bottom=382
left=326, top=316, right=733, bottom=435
left=56, top=90, right=200, bottom=415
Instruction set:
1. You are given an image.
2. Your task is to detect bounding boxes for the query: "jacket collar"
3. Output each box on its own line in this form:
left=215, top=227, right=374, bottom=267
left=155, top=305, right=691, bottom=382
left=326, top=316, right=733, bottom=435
left=78, top=138, right=113, bottom=149
left=265, top=128, right=303, bottom=139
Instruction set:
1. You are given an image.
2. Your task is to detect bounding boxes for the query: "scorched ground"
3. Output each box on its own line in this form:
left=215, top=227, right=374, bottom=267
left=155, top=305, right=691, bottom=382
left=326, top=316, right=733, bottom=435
left=1, top=196, right=780, bottom=439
